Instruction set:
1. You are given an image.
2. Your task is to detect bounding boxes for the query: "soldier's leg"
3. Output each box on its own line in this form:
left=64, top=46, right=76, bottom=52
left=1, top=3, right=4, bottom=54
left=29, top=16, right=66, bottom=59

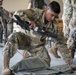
left=57, top=43, right=73, bottom=66
left=2, top=33, right=18, bottom=75
left=50, top=48, right=61, bottom=58
left=50, top=42, right=61, bottom=58
left=2, top=32, right=31, bottom=74
left=62, top=0, right=72, bottom=38
left=69, top=18, right=76, bottom=30
left=67, top=32, right=76, bottom=59
left=63, top=20, right=70, bottom=38
left=46, top=38, right=60, bottom=58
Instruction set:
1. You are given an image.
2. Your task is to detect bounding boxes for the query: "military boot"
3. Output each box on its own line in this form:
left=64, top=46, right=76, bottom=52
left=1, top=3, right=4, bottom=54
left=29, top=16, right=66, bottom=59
left=22, top=50, right=31, bottom=59
left=50, top=48, right=61, bottom=58
left=2, top=55, right=11, bottom=75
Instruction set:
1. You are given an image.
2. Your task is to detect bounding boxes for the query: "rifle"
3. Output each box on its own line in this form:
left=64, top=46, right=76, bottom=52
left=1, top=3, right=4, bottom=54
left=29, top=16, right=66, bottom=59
left=14, top=15, right=58, bottom=38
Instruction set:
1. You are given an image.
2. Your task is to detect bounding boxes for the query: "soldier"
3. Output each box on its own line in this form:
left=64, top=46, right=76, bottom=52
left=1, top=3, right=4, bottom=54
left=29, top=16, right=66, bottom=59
left=62, top=0, right=76, bottom=60
left=7, top=12, right=13, bottom=36
left=67, top=28, right=76, bottom=59
left=62, top=0, right=76, bottom=39
left=2, top=1, right=73, bottom=75
left=28, top=0, right=60, bottom=58
left=0, top=0, right=13, bottom=44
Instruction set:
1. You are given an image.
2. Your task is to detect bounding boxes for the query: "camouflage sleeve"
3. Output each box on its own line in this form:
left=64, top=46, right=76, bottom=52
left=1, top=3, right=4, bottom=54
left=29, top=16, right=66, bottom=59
left=22, top=9, right=44, bottom=27
left=21, top=9, right=37, bottom=21
left=58, top=44, right=72, bottom=63
left=56, top=26, right=72, bottom=63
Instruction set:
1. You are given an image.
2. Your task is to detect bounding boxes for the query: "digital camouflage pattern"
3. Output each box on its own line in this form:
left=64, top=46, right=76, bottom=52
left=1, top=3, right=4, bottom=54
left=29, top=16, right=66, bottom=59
left=0, top=6, right=13, bottom=43
left=62, top=0, right=76, bottom=38
left=67, top=27, right=76, bottom=50
left=62, top=0, right=76, bottom=59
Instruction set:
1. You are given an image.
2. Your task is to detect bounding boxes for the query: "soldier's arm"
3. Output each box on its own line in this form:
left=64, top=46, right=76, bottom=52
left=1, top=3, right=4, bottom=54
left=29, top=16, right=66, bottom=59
left=20, top=9, right=36, bottom=21
left=19, top=9, right=43, bottom=28
left=57, top=28, right=73, bottom=72
left=57, top=27, right=71, bottom=59
left=49, top=20, right=73, bottom=71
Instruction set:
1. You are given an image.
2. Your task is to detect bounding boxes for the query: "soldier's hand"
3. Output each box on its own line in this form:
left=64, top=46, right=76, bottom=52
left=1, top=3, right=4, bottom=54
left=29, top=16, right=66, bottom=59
left=66, top=60, right=74, bottom=73
left=27, top=21, right=36, bottom=29
left=66, top=60, right=71, bottom=65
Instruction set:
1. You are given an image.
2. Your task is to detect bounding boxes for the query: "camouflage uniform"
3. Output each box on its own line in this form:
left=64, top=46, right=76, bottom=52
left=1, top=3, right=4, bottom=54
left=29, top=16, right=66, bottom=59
left=67, top=27, right=76, bottom=49
left=67, top=27, right=76, bottom=58
left=62, top=0, right=76, bottom=38
left=0, top=6, right=13, bottom=44
left=28, top=0, right=60, bottom=58
left=7, top=16, right=13, bottom=37
left=62, top=0, right=76, bottom=59
left=2, top=9, right=72, bottom=74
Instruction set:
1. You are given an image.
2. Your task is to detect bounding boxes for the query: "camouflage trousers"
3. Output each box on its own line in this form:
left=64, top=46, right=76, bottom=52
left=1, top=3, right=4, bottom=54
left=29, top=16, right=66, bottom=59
left=3, top=32, right=50, bottom=66
left=62, top=0, right=76, bottom=60
left=62, top=0, right=76, bottom=38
